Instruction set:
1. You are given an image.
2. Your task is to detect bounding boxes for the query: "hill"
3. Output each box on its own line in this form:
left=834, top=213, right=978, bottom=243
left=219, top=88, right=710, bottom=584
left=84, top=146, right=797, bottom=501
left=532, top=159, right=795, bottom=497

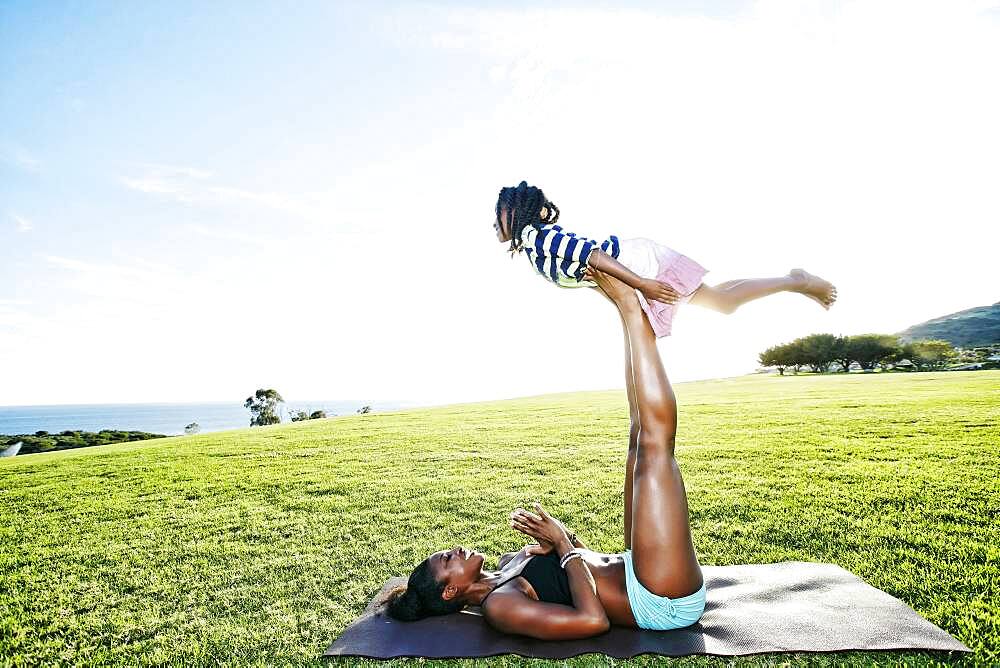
left=1, top=372, right=997, bottom=665
left=898, top=301, right=1000, bottom=347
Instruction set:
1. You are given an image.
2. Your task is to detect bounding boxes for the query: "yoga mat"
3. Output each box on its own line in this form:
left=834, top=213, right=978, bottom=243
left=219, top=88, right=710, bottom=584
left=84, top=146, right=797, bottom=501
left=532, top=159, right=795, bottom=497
left=324, top=561, right=970, bottom=660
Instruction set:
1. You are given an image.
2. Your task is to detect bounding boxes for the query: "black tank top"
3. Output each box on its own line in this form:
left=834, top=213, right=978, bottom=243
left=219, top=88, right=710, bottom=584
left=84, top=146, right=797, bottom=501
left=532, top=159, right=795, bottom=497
left=482, top=552, right=573, bottom=606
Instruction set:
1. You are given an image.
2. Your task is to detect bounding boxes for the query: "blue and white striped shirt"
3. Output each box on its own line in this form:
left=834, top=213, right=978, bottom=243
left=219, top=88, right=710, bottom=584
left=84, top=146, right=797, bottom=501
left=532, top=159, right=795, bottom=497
left=520, top=223, right=621, bottom=288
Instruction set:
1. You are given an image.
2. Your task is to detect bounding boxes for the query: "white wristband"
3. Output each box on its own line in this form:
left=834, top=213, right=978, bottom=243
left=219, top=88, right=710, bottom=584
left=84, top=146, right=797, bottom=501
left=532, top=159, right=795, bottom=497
left=559, top=550, right=582, bottom=569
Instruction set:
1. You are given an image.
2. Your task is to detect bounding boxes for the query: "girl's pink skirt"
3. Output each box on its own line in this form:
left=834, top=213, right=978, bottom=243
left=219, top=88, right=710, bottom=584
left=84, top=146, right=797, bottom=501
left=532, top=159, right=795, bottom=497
left=617, top=238, right=708, bottom=338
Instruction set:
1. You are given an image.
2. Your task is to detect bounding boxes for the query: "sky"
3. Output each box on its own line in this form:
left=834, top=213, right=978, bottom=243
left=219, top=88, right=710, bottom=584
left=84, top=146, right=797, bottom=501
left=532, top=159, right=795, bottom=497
left=2, top=0, right=998, bottom=407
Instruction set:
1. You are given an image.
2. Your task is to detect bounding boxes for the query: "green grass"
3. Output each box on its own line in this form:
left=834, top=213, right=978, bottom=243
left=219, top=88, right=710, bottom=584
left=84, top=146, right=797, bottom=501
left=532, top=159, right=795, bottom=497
left=2, top=371, right=998, bottom=666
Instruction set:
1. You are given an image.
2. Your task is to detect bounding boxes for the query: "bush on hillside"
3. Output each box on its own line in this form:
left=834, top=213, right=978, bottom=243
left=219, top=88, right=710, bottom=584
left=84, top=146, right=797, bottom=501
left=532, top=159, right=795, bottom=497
left=0, top=430, right=166, bottom=456
left=290, top=409, right=328, bottom=422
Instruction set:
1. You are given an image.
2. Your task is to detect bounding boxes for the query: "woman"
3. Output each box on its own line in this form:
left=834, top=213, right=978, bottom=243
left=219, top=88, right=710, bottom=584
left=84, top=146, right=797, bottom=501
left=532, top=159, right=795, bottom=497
left=386, top=268, right=705, bottom=639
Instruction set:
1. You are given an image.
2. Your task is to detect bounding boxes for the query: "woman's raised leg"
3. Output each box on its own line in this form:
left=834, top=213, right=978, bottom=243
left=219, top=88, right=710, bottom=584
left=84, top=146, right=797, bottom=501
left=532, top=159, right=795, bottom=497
left=592, top=271, right=702, bottom=599
left=595, top=284, right=641, bottom=549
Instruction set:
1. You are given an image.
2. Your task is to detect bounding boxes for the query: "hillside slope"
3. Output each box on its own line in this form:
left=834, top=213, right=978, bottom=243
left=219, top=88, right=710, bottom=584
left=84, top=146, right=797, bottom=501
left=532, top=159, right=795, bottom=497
left=899, top=302, right=1000, bottom=347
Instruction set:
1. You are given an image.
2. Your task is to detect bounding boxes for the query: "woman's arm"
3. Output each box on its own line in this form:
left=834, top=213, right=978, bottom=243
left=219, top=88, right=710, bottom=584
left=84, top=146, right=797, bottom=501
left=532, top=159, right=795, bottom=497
left=552, top=517, right=588, bottom=549
left=552, top=533, right=608, bottom=628
left=494, top=503, right=609, bottom=639
left=485, top=534, right=610, bottom=640
left=587, top=250, right=679, bottom=305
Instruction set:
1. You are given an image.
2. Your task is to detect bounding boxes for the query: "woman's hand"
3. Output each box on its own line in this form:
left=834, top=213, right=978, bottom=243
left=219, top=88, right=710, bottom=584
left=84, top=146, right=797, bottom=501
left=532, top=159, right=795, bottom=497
left=510, top=503, right=572, bottom=552
left=639, top=278, right=680, bottom=305
left=524, top=542, right=553, bottom=556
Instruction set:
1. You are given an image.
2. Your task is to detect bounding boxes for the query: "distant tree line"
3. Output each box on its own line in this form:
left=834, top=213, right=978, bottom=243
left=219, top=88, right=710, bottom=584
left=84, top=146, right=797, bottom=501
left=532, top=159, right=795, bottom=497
left=0, top=430, right=166, bottom=455
left=3, top=389, right=362, bottom=458
left=245, top=388, right=369, bottom=426
left=757, top=334, right=991, bottom=375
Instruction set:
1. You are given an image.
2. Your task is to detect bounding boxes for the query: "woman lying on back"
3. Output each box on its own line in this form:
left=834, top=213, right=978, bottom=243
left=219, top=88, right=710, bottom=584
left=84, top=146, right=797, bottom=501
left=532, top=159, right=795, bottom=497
left=385, top=268, right=705, bottom=639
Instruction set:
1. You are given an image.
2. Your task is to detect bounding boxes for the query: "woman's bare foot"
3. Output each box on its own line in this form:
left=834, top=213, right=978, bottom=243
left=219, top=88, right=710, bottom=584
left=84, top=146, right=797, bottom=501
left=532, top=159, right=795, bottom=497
left=589, top=267, right=639, bottom=308
left=789, top=268, right=837, bottom=310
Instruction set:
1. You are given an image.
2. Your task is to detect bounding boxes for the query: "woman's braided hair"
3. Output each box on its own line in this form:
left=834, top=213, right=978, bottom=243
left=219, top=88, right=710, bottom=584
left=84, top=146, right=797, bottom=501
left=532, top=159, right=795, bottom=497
left=496, top=180, right=560, bottom=254
left=385, top=557, right=466, bottom=622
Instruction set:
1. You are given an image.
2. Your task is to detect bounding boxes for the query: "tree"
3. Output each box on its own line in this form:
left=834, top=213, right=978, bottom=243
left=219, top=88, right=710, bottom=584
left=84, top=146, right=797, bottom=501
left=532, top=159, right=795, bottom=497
left=184, top=422, right=201, bottom=435
left=759, top=342, right=799, bottom=375
left=909, top=339, right=957, bottom=370
left=244, top=388, right=284, bottom=426
left=847, top=334, right=899, bottom=371
left=799, top=333, right=839, bottom=373
left=876, top=336, right=906, bottom=370
left=357, top=405, right=372, bottom=414
left=784, top=339, right=808, bottom=374
left=309, top=410, right=327, bottom=419
left=759, top=345, right=785, bottom=375
left=832, top=336, right=855, bottom=372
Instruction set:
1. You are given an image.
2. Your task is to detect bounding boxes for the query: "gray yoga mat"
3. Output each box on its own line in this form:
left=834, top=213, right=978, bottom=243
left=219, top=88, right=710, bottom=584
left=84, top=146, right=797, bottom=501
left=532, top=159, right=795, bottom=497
left=324, top=561, right=970, bottom=660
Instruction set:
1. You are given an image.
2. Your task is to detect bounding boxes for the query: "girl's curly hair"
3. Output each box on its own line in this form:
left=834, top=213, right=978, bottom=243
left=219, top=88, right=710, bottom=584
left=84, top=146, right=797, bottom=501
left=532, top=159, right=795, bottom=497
left=495, top=180, right=560, bottom=254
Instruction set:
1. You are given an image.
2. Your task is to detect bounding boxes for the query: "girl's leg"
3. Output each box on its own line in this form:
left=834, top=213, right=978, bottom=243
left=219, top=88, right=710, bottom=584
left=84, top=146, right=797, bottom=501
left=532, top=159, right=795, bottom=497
left=688, top=268, right=837, bottom=313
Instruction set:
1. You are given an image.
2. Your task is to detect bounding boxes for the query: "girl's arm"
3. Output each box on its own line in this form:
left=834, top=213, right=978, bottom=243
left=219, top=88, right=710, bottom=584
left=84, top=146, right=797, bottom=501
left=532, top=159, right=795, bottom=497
left=526, top=224, right=680, bottom=305
left=587, top=249, right=680, bottom=305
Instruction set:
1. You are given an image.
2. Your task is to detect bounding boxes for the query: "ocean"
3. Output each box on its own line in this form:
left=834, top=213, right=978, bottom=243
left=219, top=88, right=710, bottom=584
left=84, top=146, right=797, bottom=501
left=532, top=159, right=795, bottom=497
left=0, top=400, right=422, bottom=437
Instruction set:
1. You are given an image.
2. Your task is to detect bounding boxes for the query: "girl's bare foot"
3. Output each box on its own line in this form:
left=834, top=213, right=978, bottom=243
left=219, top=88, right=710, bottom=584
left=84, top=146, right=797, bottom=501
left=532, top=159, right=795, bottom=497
left=789, top=268, right=837, bottom=310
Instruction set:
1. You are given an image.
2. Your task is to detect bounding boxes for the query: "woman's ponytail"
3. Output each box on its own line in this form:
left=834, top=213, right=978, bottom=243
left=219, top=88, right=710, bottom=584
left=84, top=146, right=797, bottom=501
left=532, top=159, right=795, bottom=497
left=386, top=585, right=424, bottom=621
left=383, top=558, right=466, bottom=621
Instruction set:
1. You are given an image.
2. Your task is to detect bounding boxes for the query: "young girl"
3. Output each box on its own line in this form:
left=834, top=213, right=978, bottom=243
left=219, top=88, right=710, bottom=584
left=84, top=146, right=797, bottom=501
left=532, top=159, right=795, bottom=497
left=494, top=181, right=837, bottom=337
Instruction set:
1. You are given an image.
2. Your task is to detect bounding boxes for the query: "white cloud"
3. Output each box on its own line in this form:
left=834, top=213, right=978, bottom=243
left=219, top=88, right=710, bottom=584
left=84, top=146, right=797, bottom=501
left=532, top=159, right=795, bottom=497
left=118, top=163, right=211, bottom=202
left=129, top=162, right=214, bottom=179
left=118, top=164, right=324, bottom=219
left=119, top=175, right=194, bottom=197
left=0, top=145, right=41, bottom=172
left=40, top=253, right=205, bottom=308
left=11, top=213, right=33, bottom=231
left=183, top=223, right=276, bottom=247
left=205, top=185, right=316, bottom=217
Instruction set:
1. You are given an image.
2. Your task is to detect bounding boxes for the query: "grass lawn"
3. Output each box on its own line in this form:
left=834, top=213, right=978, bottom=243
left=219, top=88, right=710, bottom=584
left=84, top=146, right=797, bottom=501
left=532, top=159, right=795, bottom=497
left=1, top=371, right=997, bottom=666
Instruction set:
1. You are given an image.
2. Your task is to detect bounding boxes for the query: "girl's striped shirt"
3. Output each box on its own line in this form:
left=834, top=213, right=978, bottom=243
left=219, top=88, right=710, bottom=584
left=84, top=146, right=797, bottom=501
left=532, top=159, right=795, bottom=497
left=520, top=223, right=621, bottom=288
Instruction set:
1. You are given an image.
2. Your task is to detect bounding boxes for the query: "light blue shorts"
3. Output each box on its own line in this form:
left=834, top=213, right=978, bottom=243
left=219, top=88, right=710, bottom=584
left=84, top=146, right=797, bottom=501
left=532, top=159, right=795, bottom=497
left=622, top=549, right=706, bottom=630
